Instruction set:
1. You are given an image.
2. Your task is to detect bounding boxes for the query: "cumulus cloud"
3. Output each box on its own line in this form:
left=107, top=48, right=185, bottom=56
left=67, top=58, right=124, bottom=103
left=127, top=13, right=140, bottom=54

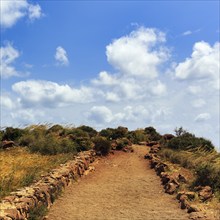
left=55, top=46, right=69, bottom=66
left=0, top=43, right=20, bottom=78
left=194, top=113, right=211, bottom=122
left=0, top=0, right=43, bottom=28
left=0, top=95, right=15, bottom=109
left=12, top=80, right=96, bottom=107
left=1, top=26, right=219, bottom=148
left=106, top=27, right=169, bottom=78
left=175, top=41, right=219, bottom=82
left=28, top=4, right=42, bottom=21
left=87, top=106, right=114, bottom=124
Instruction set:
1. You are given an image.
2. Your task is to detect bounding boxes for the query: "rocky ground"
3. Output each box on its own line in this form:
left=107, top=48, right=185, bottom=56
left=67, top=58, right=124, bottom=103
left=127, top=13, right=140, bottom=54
left=46, top=145, right=190, bottom=220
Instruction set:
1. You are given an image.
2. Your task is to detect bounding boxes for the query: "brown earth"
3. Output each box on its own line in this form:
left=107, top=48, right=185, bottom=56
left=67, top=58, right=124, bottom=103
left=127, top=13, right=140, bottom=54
left=47, top=145, right=190, bottom=220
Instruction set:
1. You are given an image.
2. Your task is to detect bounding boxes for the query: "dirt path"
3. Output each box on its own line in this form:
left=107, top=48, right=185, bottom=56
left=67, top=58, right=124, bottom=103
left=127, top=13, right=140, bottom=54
left=47, top=145, right=190, bottom=220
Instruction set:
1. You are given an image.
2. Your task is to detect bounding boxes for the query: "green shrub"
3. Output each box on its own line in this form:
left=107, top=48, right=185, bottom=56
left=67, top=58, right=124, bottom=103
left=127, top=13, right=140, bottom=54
left=28, top=204, right=47, bottom=220
left=115, top=138, right=130, bottom=150
left=99, top=128, right=114, bottom=140
left=127, top=129, right=147, bottom=144
left=77, top=125, right=97, bottom=138
left=93, top=136, right=111, bottom=156
left=2, top=127, right=24, bottom=142
left=47, top=124, right=64, bottom=136
left=111, top=126, right=128, bottom=140
left=166, top=129, right=215, bottom=151
left=144, top=126, right=161, bottom=141
left=74, top=137, right=93, bottom=152
left=194, top=163, right=220, bottom=192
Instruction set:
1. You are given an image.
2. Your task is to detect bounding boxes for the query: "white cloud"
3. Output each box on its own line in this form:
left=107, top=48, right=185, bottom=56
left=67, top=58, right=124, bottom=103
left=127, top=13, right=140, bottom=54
left=182, top=29, right=200, bottom=36
left=87, top=106, right=114, bottom=124
left=0, top=95, right=15, bottom=109
left=187, top=85, right=202, bottom=95
left=11, top=109, right=45, bottom=124
left=92, top=71, right=118, bottom=86
left=192, top=99, right=206, bottom=108
left=175, top=41, right=219, bottom=82
left=182, top=30, right=192, bottom=36
left=1, top=26, right=219, bottom=149
left=106, top=27, right=169, bottom=78
left=106, top=92, right=120, bottom=102
left=0, top=0, right=43, bottom=28
left=55, top=46, right=69, bottom=66
left=12, top=80, right=95, bottom=107
left=28, top=4, right=42, bottom=21
left=194, top=113, right=211, bottom=122
left=0, top=43, right=20, bottom=78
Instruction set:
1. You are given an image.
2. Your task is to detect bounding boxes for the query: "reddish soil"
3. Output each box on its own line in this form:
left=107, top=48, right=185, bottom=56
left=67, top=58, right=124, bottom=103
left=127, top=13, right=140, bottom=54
left=47, top=145, right=190, bottom=220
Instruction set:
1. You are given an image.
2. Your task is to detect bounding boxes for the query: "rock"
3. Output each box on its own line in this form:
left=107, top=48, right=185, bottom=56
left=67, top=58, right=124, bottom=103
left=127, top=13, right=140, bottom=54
left=150, top=158, right=160, bottom=169
left=155, top=163, right=167, bottom=175
left=177, top=191, right=195, bottom=201
left=144, top=153, right=152, bottom=160
left=160, top=172, right=171, bottom=185
left=146, top=141, right=159, bottom=147
left=179, top=195, right=189, bottom=209
left=163, top=134, right=175, bottom=141
left=123, top=146, right=134, bottom=153
left=178, top=174, right=187, bottom=183
left=149, top=145, right=161, bottom=154
left=165, top=182, right=179, bottom=194
left=1, top=141, right=17, bottom=149
left=198, top=186, right=213, bottom=201
left=187, top=205, right=200, bottom=213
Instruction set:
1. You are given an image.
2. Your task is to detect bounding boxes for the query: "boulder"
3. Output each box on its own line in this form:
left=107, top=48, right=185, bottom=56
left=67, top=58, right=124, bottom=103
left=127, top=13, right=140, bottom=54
left=155, top=163, right=168, bottom=175
left=187, top=204, right=200, bottom=213
left=163, top=134, right=175, bottom=141
left=178, top=174, right=187, bottom=183
left=1, top=141, right=17, bottom=149
left=146, top=141, right=159, bottom=147
left=165, top=182, right=179, bottom=194
left=177, top=191, right=195, bottom=201
left=198, top=186, right=213, bottom=201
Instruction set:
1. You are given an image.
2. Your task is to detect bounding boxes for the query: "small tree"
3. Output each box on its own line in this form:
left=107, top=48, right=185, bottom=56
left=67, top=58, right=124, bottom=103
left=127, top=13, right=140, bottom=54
left=93, top=136, right=111, bottom=156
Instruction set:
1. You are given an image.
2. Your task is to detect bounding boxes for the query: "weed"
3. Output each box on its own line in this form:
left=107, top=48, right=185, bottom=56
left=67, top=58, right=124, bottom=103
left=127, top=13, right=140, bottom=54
left=28, top=204, right=47, bottom=220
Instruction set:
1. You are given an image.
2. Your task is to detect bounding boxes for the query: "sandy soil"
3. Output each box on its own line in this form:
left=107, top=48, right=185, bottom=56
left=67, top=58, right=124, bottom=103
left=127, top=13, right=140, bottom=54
left=47, top=145, right=190, bottom=220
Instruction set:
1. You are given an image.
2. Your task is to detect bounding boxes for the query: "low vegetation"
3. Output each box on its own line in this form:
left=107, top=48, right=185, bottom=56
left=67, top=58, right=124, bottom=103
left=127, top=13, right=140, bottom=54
left=159, top=127, right=220, bottom=200
left=0, top=124, right=219, bottom=202
left=0, top=147, right=74, bottom=199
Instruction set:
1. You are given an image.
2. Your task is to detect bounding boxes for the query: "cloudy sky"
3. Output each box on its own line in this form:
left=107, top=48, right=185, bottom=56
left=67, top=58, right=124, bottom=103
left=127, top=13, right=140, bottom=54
left=0, top=1, right=219, bottom=149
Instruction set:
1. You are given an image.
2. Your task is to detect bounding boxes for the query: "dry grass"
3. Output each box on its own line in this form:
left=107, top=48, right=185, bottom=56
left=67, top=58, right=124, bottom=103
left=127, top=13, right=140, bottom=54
left=0, top=147, right=75, bottom=199
left=159, top=147, right=220, bottom=200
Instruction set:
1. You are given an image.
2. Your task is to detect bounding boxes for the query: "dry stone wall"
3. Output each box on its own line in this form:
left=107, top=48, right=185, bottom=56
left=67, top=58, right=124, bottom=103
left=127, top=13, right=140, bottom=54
left=0, top=150, right=96, bottom=220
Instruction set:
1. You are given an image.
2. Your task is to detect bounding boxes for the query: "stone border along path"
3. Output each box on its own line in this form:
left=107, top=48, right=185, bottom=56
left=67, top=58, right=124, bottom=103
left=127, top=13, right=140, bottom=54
left=46, top=145, right=190, bottom=220
left=0, top=150, right=96, bottom=220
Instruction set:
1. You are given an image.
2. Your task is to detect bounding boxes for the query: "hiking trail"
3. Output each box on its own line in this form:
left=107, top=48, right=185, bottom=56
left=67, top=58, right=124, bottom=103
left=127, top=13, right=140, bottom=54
left=47, top=145, right=190, bottom=220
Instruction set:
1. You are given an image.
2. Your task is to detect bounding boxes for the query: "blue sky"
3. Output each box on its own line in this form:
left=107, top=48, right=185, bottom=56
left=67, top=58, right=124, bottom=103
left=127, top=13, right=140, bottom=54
left=0, top=1, right=219, bottom=149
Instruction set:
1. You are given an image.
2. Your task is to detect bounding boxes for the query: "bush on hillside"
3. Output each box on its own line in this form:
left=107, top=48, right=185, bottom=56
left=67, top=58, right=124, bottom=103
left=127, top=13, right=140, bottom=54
left=144, top=126, right=161, bottom=141
left=93, top=136, right=111, bottom=156
left=111, top=126, right=128, bottom=140
left=99, top=128, right=114, bottom=139
left=127, top=129, right=147, bottom=144
left=47, top=124, right=64, bottom=136
left=77, top=125, right=97, bottom=138
left=193, top=162, right=220, bottom=192
left=166, top=128, right=215, bottom=151
left=115, top=138, right=131, bottom=150
left=2, top=127, right=24, bottom=142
